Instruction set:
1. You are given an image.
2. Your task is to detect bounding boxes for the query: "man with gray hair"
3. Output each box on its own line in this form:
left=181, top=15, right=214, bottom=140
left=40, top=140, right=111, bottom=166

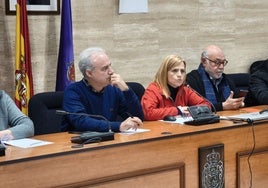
left=186, top=45, right=245, bottom=111
left=61, top=47, right=144, bottom=132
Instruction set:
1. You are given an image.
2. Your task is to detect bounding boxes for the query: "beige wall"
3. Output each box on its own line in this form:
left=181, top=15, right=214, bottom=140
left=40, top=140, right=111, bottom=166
left=0, top=0, right=268, bottom=97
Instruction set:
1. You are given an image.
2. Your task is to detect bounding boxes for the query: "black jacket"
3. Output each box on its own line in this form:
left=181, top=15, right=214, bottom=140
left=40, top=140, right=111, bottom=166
left=245, top=60, right=268, bottom=106
left=186, top=70, right=238, bottom=111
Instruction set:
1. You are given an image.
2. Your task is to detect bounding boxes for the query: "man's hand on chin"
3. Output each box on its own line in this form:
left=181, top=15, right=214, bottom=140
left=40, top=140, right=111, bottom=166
left=110, top=73, right=129, bottom=91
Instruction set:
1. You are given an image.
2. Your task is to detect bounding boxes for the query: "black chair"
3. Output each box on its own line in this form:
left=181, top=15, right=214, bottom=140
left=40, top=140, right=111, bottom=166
left=227, top=73, right=250, bottom=91
left=126, top=82, right=145, bottom=101
left=28, top=91, right=64, bottom=135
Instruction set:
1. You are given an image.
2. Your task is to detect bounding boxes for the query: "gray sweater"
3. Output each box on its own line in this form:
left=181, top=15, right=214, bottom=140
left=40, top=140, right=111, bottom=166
left=0, top=90, right=34, bottom=139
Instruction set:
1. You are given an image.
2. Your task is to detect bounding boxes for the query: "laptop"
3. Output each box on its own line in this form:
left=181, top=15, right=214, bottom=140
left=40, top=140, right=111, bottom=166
left=224, top=109, right=268, bottom=122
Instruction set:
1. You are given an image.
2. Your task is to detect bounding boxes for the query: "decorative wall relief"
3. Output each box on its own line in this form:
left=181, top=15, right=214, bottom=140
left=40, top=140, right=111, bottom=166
left=199, top=144, right=224, bottom=188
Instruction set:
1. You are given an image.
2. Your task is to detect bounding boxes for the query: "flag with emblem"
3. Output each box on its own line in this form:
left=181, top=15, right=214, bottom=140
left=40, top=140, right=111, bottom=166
left=56, top=0, right=75, bottom=91
left=14, top=0, right=34, bottom=115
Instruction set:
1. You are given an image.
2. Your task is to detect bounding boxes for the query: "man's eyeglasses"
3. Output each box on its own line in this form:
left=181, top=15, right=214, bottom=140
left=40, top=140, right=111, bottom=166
left=205, top=57, right=228, bottom=67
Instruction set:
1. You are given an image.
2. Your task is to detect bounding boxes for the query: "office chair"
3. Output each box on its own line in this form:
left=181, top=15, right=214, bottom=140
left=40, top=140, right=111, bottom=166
left=28, top=91, right=64, bottom=135
left=126, top=82, right=145, bottom=101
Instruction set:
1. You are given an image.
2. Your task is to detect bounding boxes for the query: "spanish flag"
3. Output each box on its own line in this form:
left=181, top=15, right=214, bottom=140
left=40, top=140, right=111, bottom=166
left=14, top=0, right=33, bottom=115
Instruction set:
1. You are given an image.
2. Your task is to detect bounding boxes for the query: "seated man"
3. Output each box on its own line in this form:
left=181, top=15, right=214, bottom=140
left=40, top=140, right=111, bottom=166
left=186, top=45, right=245, bottom=111
left=61, top=47, right=143, bottom=133
left=245, top=59, right=268, bottom=106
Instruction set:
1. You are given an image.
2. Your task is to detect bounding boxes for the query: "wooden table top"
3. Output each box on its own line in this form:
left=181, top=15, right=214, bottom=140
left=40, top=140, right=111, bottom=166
left=1, top=105, right=267, bottom=164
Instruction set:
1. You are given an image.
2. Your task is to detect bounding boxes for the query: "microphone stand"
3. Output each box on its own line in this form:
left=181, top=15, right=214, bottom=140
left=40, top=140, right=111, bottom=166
left=56, top=110, right=115, bottom=147
left=184, top=84, right=220, bottom=125
left=56, top=110, right=113, bottom=132
left=71, top=137, right=102, bottom=148
left=0, top=141, right=5, bottom=156
left=186, top=84, right=217, bottom=114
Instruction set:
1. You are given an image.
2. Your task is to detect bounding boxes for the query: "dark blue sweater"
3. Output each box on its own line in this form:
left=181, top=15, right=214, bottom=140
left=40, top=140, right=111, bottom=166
left=61, top=80, right=144, bottom=132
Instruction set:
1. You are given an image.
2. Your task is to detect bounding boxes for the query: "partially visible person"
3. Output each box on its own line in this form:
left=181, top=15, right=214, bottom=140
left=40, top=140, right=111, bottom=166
left=0, top=90, right=34, bottom=141
left=141, top=54, right=211, bottom=121
left=61, top=47, right=143, bottom=133
left=186, top=45, right=245, bottom=111
left=245, top=59, right=268, bottom=106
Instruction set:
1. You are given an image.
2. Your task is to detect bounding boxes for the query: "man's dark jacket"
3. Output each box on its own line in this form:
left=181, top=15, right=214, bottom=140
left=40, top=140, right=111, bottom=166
left=186, top=70, right=238, bottom=111
left=245, top=60, right=268, bottom=106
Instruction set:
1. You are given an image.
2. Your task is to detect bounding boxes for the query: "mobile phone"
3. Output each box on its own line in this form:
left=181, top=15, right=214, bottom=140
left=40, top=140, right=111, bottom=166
left=238, top=90, right=248, bottom=97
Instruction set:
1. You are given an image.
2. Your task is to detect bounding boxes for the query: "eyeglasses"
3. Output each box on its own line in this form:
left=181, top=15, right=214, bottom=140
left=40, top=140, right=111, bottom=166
left=205, top=57, right=228, bottom=67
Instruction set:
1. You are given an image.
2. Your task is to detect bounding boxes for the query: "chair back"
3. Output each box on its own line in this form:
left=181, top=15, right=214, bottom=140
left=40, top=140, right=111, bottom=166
left=28, top=91, right=64, bottom=135
left=126, top=82, right=145, bottom=101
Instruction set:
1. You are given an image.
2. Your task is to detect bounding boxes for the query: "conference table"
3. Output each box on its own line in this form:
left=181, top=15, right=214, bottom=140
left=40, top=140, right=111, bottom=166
left=1, top=106, right=268, bottom=188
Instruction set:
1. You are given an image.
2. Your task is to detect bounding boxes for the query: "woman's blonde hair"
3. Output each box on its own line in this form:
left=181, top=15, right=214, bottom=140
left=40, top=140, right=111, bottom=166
left=154, top=55, right=186, bottom=98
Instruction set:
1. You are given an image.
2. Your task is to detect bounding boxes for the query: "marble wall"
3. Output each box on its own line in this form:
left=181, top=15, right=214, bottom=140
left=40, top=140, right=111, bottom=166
left=0, top=0, right=267, bottom=97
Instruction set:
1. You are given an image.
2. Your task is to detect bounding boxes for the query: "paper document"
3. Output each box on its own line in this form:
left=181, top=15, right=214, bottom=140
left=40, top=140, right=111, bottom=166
left=119, top=128, right=150, bottom=135
left=3, top=138, right=53, bottom=148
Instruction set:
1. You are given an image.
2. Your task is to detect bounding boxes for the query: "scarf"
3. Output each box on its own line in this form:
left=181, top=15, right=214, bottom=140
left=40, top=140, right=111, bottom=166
left=198, top=64, right=230, bottom=104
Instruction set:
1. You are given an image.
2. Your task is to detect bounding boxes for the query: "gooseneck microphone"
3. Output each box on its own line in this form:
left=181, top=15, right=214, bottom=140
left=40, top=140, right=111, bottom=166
left=186, top=84, right=217, bottom=114
left=183, top=84, right=220, bottom=125
left=56, top=110, right=112, bottom=132
left=56, top=110, right=114, bottom=146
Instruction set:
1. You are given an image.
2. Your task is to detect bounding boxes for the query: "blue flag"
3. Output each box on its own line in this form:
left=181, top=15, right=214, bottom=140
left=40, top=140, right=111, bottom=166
left=56, top=0, right=75, bottom=91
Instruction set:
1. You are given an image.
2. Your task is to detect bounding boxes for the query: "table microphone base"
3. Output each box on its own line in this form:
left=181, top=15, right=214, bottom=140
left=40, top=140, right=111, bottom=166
left=0, top=142, right=6, bottom=156
left=71, top=131, right=114, bottom=144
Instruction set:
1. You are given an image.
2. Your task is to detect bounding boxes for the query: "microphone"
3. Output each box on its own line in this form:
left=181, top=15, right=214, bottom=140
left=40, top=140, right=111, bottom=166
left=0, top=142, right=5, bottom=156
left=56, top=110, right=112, bottom=132
left=183, top=84, right=220, bottom=125
left=56, top=110, right=114, bottom=145
left=186, top=84, right=217, bottom=114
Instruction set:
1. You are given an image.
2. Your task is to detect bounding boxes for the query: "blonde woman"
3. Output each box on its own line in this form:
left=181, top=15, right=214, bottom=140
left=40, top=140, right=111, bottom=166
left=141, top=55, right=211, bottom=121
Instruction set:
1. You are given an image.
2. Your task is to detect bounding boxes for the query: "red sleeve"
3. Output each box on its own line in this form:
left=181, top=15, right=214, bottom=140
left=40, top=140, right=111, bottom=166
left=141, top=83, right=178, bottom=121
